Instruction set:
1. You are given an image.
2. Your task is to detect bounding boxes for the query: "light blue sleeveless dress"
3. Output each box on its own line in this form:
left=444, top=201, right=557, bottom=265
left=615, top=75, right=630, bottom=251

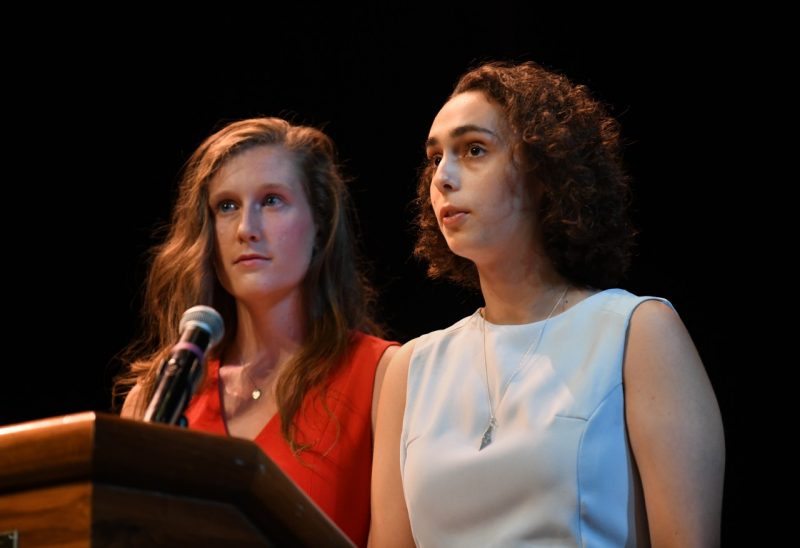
left=401, top=289, right=666, bottom=547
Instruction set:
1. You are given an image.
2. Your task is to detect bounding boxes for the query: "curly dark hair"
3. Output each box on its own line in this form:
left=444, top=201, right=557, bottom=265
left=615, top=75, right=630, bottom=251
left=414, top=61, right=635, bottom=289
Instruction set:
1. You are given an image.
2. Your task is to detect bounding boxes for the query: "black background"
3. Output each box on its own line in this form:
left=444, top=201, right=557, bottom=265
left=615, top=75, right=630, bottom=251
left=2, top=8, right=745, bottom=542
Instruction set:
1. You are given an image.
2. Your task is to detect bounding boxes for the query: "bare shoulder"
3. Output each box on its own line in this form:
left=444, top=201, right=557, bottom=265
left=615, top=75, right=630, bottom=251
left=370, top=339, right=402, bottom=390
left=120, top=383, right=144, bottom=419
left=371, top=343, right=402, bottom=431
left=379, top=338, right=418, bottom=407
left=385, top=339, right=416, bottom=384
left=377, top=343, right=400, bottom=372
left=629, top=298, right=689, bottom=341
left=625, top=299, right=703, bottom=379
left=624, top=299, right=714, bottom=413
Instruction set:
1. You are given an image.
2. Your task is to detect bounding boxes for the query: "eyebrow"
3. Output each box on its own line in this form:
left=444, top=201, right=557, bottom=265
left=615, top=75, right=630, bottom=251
left=208, top=181, right=292, bottom=199
left=425, top=124, right=498, bottom=149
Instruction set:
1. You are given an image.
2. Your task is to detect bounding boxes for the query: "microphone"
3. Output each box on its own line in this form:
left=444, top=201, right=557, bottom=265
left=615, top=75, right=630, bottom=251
left=143, top=305, right=224, bottom=425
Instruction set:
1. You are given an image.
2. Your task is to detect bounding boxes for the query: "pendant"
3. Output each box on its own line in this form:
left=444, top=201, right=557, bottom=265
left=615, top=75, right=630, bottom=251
left=479, top=417, right=497, bottom=450
left=251, top=388, right=262, bottom=400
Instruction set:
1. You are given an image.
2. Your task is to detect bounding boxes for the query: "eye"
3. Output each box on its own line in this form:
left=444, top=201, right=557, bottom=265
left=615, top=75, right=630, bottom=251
left=216, top=199, right=237, bottom=213
left=428, top=154, right=442, bottom=167
left=263, top=194, right=284, bottom=207
left=466, top=144, right=486, bottom=158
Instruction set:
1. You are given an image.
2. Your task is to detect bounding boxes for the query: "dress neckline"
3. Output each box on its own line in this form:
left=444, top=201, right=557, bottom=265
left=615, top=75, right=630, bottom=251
left=476, top=288, right=611, bottom=328
left=211, top=359, right=280, bottom=442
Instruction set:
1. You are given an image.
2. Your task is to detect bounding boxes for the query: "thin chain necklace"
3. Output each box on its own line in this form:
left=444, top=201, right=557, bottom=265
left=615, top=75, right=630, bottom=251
left=479, top=285, right=569, bottom=450
left=225, top=361, right=266, bottom=401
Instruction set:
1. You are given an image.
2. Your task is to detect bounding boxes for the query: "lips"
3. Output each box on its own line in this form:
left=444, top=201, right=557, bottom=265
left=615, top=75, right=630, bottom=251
left=235, top=253, right=270, bottom=264
left=439, top=204, right=469, bottom=225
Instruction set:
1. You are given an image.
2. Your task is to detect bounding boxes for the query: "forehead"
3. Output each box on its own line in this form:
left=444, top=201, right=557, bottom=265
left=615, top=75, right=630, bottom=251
left=428, top=90, right=507, bottom=142
left=211, top=145, right=302, bottom=190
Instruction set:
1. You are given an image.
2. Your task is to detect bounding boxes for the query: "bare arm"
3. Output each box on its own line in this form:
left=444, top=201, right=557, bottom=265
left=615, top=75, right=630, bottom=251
left=369, top=340, right=416, bottom=548
left=625, top=300, right=725, bottom=547
left=372, top=344, right=400, bottom=434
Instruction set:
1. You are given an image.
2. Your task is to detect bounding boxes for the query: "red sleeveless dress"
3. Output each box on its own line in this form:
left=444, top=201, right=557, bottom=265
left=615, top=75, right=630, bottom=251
left=184, top=332, right=396, bottom=547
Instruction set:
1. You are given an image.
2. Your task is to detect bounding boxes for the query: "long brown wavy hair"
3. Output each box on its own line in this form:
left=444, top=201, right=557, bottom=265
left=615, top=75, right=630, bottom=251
left=415, top=61, right=635, bottom=289
left=114, top=117, right=380, bottom=451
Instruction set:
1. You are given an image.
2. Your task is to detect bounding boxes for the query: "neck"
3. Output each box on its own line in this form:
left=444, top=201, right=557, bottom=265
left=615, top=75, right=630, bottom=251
left=478, top=256, right=568, bottom=324
left=227, top=295, right=306, bottom=376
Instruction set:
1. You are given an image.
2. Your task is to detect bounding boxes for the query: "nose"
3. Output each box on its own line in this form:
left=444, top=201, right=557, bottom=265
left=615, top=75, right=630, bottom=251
left=236, top=204, right=262, bottom=242
left=431, top=154, right=460, bottom=194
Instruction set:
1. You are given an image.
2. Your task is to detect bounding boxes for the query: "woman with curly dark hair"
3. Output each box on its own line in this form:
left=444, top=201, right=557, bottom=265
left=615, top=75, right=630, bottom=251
left=370, top=62, right=724, bottom=546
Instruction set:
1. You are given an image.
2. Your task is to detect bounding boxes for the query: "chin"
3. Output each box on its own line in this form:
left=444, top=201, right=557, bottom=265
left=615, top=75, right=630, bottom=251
left=228, top=283, right=273, bottom=300
left=240, top=279, right=305, bottom=300
left=444, top=237, right=475, bottom=260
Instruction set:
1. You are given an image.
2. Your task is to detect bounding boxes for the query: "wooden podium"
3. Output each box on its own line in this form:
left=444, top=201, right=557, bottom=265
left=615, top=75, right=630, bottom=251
left=0, top=412, right=355, bottom=547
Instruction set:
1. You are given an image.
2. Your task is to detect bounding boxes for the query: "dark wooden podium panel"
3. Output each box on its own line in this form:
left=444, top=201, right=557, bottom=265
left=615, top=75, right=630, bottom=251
left=0, top=412, right=355, bottom=547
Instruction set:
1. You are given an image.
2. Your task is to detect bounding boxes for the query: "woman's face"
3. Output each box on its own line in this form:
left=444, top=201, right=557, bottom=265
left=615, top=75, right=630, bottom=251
left=425, top=91, right=537, bottom=267
left=209, top=145, right=316, bottom=305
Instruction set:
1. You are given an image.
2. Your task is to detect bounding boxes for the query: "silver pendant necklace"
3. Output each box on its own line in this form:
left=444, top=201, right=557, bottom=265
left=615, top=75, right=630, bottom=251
left=479, top=285, right=569, bottom=450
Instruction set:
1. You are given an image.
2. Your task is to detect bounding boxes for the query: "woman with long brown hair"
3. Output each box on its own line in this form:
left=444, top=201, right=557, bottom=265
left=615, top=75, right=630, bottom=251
left=117, top=117, right=397, bottom=547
